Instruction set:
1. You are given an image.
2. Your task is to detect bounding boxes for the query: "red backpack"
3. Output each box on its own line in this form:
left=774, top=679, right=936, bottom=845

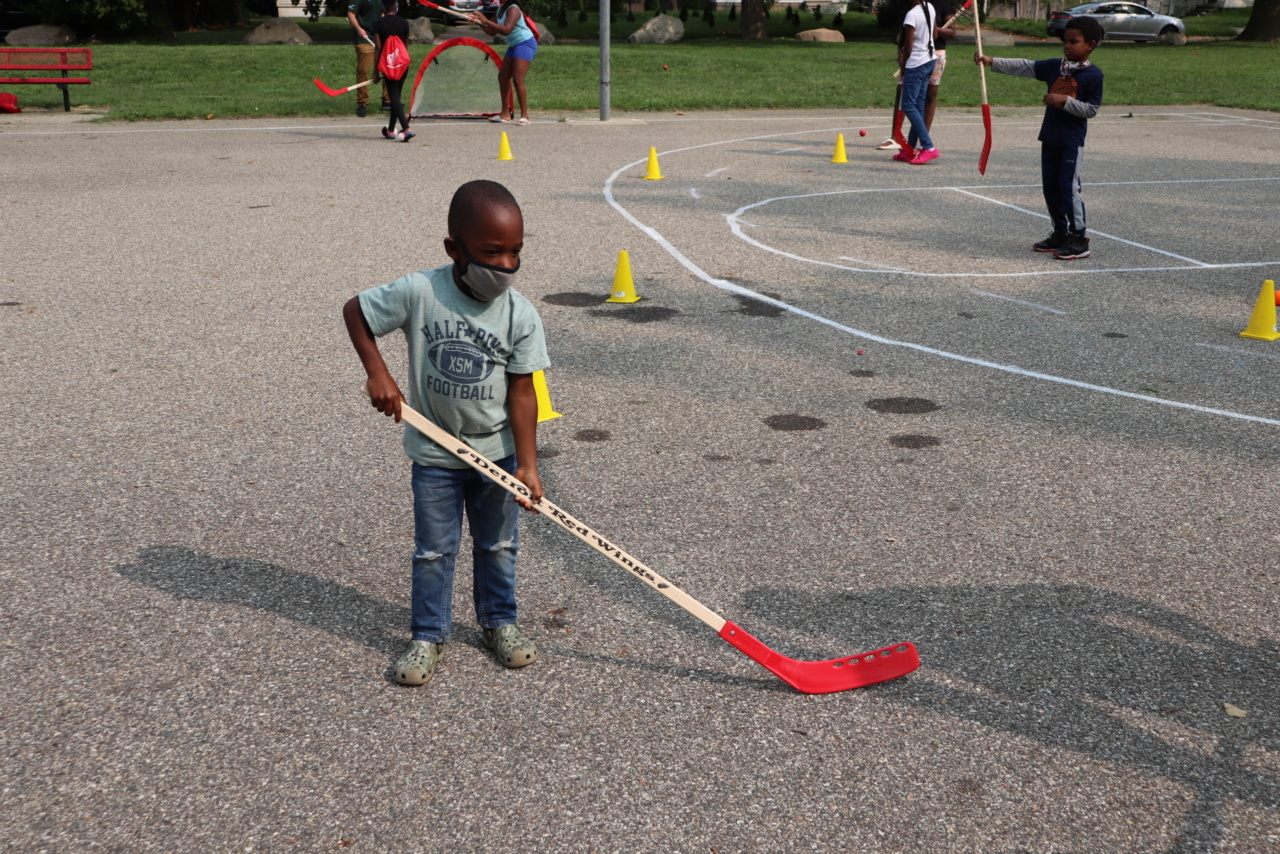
left=377, top=35, right=411, bottom=80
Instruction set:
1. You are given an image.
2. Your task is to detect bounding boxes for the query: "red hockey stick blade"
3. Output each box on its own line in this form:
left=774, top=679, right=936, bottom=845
left=718, top=621, right=920, bottom=694
left=313, top=77, right=371, bottom=97
left=978, top=102, right=993, bottom=175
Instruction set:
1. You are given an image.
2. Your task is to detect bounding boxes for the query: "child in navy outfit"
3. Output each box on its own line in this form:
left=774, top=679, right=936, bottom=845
left=976, top=16, right=1104, bottom=260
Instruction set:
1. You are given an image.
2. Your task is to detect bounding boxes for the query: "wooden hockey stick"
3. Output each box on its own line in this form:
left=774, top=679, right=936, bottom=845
left=362, top=385, right=920, bottom=694
left=314, top=77, right=372, bottom=97
left=940, top=0, right=974, bottom=31
left=417, top=0, right=475, bottom=21
left=974, top=4, right=993, bottom=175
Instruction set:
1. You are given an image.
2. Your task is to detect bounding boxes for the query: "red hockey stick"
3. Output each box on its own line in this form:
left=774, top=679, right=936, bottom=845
left=361, top=385, right=920, bottom=694
left=974, top=4, right=993, bottom=174
left=314, top=77, right=372, bottom=97
left=891, top=77, right=906, bottom=149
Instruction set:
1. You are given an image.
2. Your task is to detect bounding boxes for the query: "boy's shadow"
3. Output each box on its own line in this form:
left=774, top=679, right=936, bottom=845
left=114, top=545, right=782, bottom=690
left=116, top=545, right=415, bottom=658
left=741, top=583, right=1280, bottom=854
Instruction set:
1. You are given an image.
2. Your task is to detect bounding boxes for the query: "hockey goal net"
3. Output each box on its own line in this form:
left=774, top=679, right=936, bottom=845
left=409, top=37, right=504, bottom=119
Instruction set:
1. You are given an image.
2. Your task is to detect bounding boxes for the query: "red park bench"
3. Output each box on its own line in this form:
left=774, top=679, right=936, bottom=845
left=0, top=47, right=93, bottom=112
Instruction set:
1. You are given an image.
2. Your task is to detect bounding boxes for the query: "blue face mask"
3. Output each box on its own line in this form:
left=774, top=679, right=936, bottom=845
left=458, top=245, right=520, bottom=301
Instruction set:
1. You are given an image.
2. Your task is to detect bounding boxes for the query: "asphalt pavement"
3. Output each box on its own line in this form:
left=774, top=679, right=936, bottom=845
left=2, top=104, right=1278, bottom=852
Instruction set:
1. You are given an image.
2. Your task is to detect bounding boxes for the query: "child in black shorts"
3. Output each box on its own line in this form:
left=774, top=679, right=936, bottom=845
left=976, top=16, right=1104, bottom=260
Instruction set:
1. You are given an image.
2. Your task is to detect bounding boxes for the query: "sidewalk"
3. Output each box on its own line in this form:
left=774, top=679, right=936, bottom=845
left=949, top=25, right=1051, bottom=46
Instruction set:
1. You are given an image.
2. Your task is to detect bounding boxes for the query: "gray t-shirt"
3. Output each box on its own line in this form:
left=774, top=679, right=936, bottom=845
left=359, top=264, right=550, bottom=468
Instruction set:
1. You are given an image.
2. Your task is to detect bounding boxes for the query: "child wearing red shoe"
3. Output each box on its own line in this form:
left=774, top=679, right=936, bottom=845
left=896, top=0, right=940, bottom=165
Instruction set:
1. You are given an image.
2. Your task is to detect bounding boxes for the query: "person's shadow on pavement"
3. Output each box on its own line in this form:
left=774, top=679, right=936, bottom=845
left=117, top=544, right=411, bottom=658
left=740, top=583, right=1280, bottom=854
left=115, top=544, right=785, bottom=691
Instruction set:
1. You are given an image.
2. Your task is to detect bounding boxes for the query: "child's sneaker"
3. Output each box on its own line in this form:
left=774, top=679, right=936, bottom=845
left=401, top=130, right=415, bottom=143
left=876, top=137, right=901, bottom=151
left=892, top=146, right=916, bottom=162
left=909, top=147, right=940, bottom=165
left=1053, top=235, right=1091, bottom=260
left=483, top=624, right=538, bottom=668
left=1033, top=231, right=1068, bottom=253
left=381, top=127, right=394, bottom=139
left=392, top=640, right=445, bottom=686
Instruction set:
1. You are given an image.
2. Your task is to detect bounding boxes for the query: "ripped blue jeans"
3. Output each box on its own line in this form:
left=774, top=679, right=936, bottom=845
left=409, top=456, right=520, bottom=642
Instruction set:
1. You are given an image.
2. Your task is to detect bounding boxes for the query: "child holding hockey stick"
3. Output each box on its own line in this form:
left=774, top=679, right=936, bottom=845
left=370, top=0, right=414, bottom=141
left=470, top=0, right=538, bottom=125
left=347, top=0, right=389, bottom=117
left=975, top=16, right=1104, bottom=260
left=895, top=0, right=940, bottom=165
left=880, top=0, right=962, bottom=152
left=342, top=180, right=550, bottom=687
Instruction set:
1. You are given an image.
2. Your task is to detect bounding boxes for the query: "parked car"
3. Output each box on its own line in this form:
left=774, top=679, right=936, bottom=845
left=1047, top=2, right=1186, bottom=41
left=429, top=0, right=485, bottom=25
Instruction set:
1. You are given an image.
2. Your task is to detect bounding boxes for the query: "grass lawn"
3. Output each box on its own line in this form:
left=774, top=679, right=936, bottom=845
left=540, top=8, right=888, bottom=41
left=1180, top=7, right=1252, bottom=38
left=8, top=12, right=1274, bottom=119
left=983, top=17, right=1054, bottom=40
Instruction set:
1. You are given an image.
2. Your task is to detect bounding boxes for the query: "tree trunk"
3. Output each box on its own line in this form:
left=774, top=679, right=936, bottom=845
left=740, top=0, right=769, bottom=39
left=1238, top=0, right=1280, bottom=42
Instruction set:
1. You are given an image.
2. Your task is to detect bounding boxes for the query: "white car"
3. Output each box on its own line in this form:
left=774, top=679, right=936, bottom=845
left=429, top=0, right=483, bottom=24
left=1047, top=3, right=1186, bottom=41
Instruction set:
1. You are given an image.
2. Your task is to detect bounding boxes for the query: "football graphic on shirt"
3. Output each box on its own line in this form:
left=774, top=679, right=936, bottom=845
left=428, top=340, right=495, bottom=383
left=1050, top=75, right=1079, bottom=101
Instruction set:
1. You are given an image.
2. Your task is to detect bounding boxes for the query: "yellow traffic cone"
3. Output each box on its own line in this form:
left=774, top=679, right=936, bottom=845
left=643, top=147, right=663, bottom=180
left=1239, top=279, right=1280, bottom=341
left=533, top=370, right=562, bottom=422
left=606, top=250, right=642, bottom=303
left=497, top=131, right=514, bottom=161
left=831, top=133, right=848, bottom=163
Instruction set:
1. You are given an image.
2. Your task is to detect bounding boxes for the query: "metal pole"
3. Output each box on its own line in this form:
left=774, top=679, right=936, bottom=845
left=599, top=0, right=611, bottom=121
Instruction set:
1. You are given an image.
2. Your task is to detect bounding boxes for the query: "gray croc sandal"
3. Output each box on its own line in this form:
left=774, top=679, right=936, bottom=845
left=392, top=640, right=445, bottom=686
left=482, top=624, right=538, bottom=668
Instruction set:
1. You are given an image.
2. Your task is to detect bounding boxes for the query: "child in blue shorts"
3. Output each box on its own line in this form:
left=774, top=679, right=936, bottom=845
left=976, top=16, right=1104, bottom=260
left=342, top=180, right=550, bottom=687
left=472, top=1, right=537, bottom=125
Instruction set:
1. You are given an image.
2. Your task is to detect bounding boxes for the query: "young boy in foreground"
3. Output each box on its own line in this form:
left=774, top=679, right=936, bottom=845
left=975, top=16, right=1104, bottom=260
left=343, top=180, right=550, bottom=687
